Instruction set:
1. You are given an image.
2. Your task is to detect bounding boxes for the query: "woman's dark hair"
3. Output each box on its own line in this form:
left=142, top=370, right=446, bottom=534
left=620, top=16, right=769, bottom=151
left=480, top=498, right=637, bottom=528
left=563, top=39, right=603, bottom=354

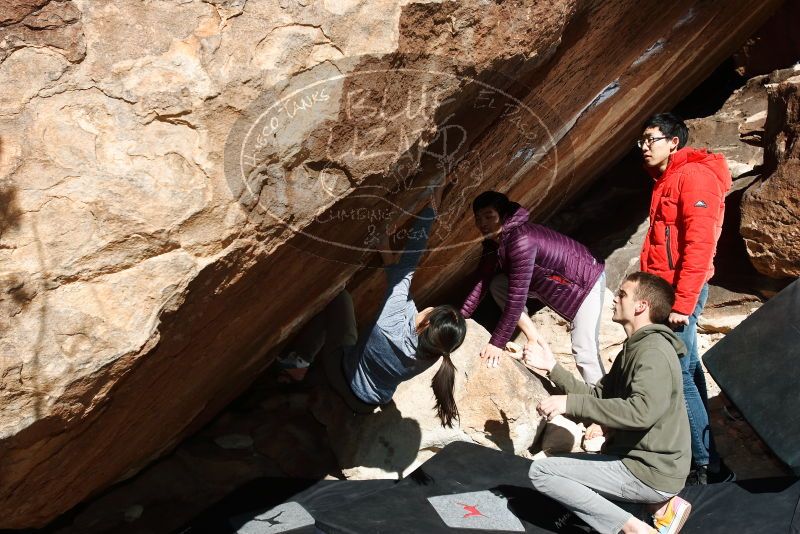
left=472, top=191, right=515, bottom=221
left=417, top=305, right=467, bottom=428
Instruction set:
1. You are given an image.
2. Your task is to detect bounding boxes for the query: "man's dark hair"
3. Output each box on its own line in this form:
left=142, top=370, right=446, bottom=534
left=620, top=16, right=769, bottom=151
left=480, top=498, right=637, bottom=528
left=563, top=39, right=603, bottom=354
left=643, top=112, right=689, bottom=149
left=472, top=191, right=515, bottom=220
left=625, top=272, right=675, bottom=324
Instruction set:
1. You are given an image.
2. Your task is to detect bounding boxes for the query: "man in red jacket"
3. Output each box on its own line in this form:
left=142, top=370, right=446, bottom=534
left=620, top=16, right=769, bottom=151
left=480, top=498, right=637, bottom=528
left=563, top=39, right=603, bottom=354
left=638, top=113, right=732, bottom=484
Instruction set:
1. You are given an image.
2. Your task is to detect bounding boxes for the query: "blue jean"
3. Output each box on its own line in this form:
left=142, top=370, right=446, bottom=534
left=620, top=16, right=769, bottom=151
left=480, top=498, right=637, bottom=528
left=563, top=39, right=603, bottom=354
left=673, top=283, right=716, bottom=467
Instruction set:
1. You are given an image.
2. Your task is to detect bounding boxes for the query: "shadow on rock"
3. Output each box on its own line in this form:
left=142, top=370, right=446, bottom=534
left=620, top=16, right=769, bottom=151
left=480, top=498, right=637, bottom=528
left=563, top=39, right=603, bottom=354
left=484, top=409, right=514, bottom=453
left=310, top=385, right=422, bottom=480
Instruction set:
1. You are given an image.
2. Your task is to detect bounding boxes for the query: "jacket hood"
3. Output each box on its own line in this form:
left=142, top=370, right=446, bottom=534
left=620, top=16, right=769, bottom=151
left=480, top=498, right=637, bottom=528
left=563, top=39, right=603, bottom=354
left=627, top=323, right=687, bottom=358
left=658, top=147, right=733, bottom=193
left=501, top=203, right=529, bottom=232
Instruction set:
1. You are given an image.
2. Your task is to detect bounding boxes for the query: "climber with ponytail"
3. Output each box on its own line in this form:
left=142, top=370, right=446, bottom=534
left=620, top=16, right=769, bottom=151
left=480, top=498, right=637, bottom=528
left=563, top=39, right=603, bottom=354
left=284, top=183, right=467, bottom=426
left=417, top=305, right=467, bottom=427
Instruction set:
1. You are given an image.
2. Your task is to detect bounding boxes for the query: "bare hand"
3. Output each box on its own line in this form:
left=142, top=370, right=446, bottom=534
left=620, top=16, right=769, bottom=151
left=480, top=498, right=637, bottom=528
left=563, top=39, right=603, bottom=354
left=480, top=343, right=503, bottom=368
left=537, top=395, right=567, bottom=421
left=378, top=229, right=399, bottom=266
left=668, top=312, right=690, bottom=328
left=522, top=338, right=556, bottom=375
left=584, top=423, right=605, bottom=440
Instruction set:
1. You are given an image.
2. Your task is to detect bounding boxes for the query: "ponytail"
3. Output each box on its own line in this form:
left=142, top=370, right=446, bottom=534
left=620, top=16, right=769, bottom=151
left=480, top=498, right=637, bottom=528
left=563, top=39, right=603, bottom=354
left=417, top=305, right=467, bottom=428
left=431, top=353, right=459, bottom=427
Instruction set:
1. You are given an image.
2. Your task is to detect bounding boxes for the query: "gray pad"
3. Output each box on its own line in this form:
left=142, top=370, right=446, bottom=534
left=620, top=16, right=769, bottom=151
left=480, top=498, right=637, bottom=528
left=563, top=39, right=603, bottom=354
left=703, top=278, right=800, bottom=474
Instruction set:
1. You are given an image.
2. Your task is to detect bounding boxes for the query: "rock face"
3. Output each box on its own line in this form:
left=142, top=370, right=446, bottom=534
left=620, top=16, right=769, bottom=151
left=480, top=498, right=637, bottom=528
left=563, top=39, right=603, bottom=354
left=740, top=75, right=800, bottom=278
left=687, top=66, right=800, bottom=179
left=697, top=285, right=762, bottom=335
left=0, top=0, right=783, bottom=527
left=733, top=0, right=800, bottom=78
left=312, top=320, right=549, bottom=480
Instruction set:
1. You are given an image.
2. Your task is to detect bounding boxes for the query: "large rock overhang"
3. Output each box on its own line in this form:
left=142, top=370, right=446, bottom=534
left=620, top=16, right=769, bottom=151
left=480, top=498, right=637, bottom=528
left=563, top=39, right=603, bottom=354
left=0, top=0, right=782, bottom=527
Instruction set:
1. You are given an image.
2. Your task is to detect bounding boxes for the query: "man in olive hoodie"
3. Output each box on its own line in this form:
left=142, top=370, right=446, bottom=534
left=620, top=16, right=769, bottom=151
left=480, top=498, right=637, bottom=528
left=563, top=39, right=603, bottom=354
left=525, top=272, right=691, bottom=534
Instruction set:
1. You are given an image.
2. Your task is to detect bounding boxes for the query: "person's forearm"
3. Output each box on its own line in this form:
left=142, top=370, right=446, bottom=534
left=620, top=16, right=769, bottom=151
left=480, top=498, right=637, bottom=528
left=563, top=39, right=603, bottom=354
left=549, top=364, right=595, bottom=396
left=566, top=395, right=666, bottom=431
left=672, top=264, right=705, bottom=315
left=380, top=248, right=399, bottom=266
left=460, top=277, right=485, bottom=318
left=518, top=312, right=541, bottom=344
left=400, top=206, right=434, bottom=254
left=489, top=273, right=533, bottom=348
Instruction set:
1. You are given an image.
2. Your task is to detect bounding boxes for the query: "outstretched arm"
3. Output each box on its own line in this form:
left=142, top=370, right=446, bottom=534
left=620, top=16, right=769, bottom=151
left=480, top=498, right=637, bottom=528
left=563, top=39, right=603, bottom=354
left=378, top=231, right=400, bottom=266
left=566, top=351, right=671, bottom=430
left=376, top=201, right=437, bottom=331
left=488, top=230, right=535, bottom=349
left=525, top=338, right=606, bottom=396
left=460, top=241, right=496, bottom=319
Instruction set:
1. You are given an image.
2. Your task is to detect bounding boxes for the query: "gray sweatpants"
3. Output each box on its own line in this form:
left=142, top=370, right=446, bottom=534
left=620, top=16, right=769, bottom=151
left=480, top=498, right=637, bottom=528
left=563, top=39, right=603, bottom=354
left=528, top=453, right=674, bottom=534
left=490, top=272, right=606, bottom=385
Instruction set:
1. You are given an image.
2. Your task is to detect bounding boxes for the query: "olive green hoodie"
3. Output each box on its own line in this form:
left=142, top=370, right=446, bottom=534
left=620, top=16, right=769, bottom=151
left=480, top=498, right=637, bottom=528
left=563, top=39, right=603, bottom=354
left=548, top=323, right=691, bottom=493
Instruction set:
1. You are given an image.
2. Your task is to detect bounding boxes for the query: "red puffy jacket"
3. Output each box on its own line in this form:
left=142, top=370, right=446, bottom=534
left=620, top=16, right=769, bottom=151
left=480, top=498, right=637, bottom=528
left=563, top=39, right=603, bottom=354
left=640, top=147, right=732, bottom=315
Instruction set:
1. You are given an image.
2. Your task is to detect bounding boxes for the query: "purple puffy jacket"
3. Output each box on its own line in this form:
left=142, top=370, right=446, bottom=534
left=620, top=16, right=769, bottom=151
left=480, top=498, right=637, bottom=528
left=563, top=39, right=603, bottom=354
left=460, top=204, right=604, bottom=349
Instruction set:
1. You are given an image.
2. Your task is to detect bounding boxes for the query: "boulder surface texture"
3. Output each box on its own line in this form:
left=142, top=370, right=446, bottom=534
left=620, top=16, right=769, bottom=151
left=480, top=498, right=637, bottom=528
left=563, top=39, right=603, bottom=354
left=741, top=74, right=800, bottom=278
left=0, top=0, right=782, bottom=527
left=312, top=319, right=550, bottom=480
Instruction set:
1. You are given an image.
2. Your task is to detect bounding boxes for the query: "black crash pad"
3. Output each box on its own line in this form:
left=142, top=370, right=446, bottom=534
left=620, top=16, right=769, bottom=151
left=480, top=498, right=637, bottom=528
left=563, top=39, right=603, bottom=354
left=314, top=441, right=586, bottom=534
left=179, top=478, right=394, bottom=534
left=180, top=442, right=588, bottom=534
left=703, top=278, right=800, bottom=475
left=680, top=476, right=800, bottom=533
left=181, top=442, right=800, bottom=533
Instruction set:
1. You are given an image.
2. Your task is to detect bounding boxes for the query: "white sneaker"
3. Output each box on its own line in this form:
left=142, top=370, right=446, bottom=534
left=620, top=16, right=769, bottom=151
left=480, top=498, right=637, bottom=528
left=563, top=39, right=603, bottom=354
left=653, top=496, right=691, bottom=534
left=276, top=351, right=310, bottom=369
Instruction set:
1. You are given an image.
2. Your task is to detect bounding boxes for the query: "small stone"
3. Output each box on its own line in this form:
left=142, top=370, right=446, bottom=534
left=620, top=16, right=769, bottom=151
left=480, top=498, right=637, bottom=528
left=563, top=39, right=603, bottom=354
left=123, top=504, right=143, bottom=523
left=213, top=434, right=253, bottom=450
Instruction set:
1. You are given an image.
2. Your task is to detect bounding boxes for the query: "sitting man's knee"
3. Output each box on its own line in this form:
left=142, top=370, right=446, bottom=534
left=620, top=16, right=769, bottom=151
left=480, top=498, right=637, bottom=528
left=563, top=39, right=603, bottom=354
left=528, top=459, right=551, bottom=487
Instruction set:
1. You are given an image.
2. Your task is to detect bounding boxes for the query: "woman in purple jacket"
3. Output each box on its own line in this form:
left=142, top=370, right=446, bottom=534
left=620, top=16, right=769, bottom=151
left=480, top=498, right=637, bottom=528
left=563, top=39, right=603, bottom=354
left=461, top=191, right=606, bottom=385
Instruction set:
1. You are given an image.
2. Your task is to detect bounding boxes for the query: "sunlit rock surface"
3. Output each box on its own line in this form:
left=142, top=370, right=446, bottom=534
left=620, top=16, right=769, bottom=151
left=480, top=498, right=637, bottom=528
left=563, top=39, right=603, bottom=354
left=313, top=319, right=548, bottom=481
left=741, top=74, right=800, bottom=278
left=0, top=0, right=783, bottom=526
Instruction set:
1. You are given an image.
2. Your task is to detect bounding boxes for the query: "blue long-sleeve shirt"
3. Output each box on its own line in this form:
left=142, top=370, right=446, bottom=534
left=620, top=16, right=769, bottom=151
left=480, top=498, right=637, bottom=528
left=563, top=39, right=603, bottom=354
left=343, top=206, right=436, bottom=404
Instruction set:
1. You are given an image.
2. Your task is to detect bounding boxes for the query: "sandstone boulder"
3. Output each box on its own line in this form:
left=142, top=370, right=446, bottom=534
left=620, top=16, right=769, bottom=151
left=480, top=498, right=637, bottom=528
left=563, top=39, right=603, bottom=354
left=740, top=76, right=800, bottom=278
left=535, top=415, right=585, bottom=458
left=733, top=0, right=800, bottom=78
left=311, top=319, right=549, bottom=480
left=686, top=66, right=800, bottom=179
left=0, top=0, right=784, bottom=527
left=697, top=285, right=763, bottom=335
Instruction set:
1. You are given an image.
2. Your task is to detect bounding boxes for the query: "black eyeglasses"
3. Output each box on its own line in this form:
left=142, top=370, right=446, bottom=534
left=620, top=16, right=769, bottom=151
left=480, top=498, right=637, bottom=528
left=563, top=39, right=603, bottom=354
left=637, top=136, right=668, bottom=149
